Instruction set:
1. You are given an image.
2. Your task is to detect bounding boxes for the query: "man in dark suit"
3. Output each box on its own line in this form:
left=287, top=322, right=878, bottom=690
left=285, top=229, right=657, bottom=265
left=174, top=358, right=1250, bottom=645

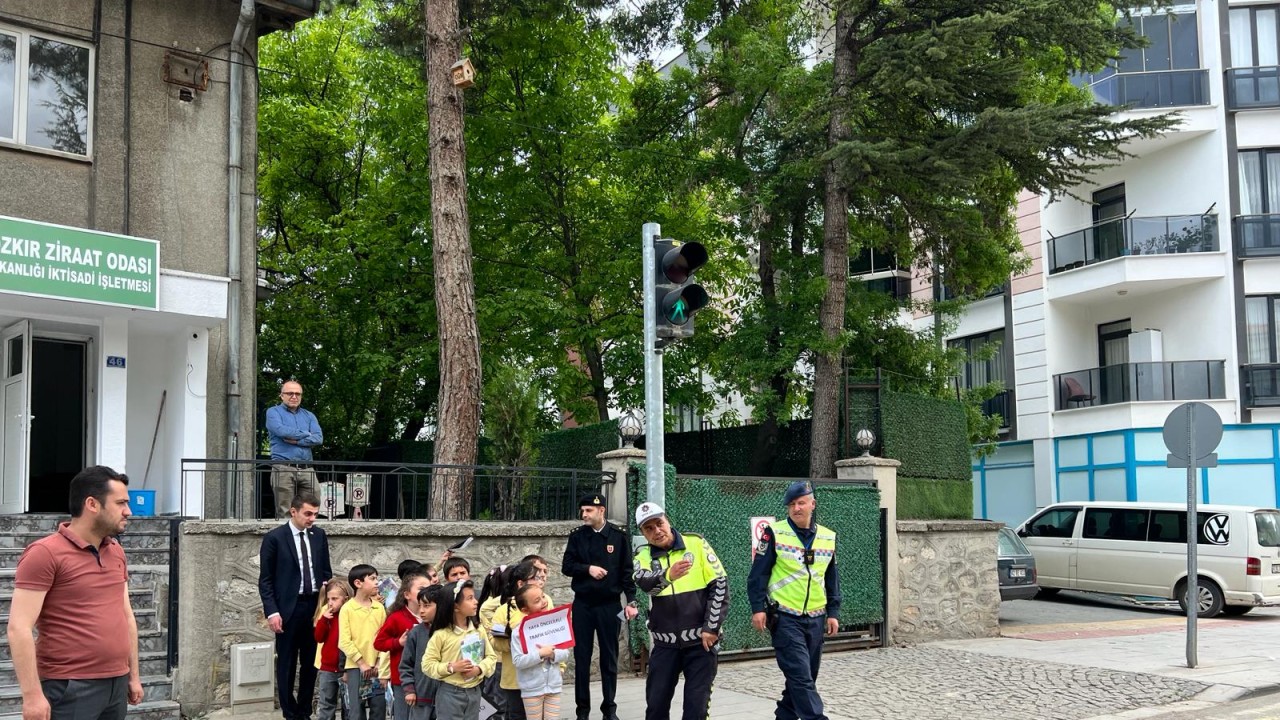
left=259, top=492, right=332, bottom=720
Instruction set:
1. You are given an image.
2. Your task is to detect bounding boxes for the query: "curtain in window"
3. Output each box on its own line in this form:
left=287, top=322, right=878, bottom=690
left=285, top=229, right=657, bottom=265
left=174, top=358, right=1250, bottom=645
left=1240, top=151, right=1264, bottom=214
left=1259, top=9, right=1278, bottom=66
left=1269, top=152, right=1280, bottom=212
left=1231, top=9, right=1256, bottom=67
left=0, top=33, right=15, bottom=140
left=1246, top=297, right=1273, bottom=364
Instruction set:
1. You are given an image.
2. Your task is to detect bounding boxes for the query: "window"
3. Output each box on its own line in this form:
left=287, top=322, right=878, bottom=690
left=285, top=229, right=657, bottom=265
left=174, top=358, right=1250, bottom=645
left=1240, top=149, right=1280, bottom=216
left=1116, top=12, right=1201, bottom=72
left=1025, top=508, right=1079, bottom=538
left=949, top=330, right=1005, bottom=391
left=1082, top=508, right=1149, bottom=540
left=0, top=25, right=93, bottom=156
left=1230, top=6, right=1279, bottom=69
left=1245, top=295, right=1280, bottom=364
left=850, top=247, right=901, bottom=276
left=1149, top=510, right=1223, bottom=545
left=1256, top=512, right=1280, bottom=548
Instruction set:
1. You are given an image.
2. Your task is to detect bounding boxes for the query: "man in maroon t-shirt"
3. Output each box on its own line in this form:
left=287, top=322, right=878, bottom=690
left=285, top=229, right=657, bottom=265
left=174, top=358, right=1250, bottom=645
left=6, top=466, right=144, bottom=720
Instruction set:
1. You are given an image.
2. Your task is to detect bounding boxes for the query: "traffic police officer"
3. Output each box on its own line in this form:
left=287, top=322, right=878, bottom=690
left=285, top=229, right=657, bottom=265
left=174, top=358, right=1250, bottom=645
left=747, top=481, right=841, bottom=720
left=633, top=502, right=729, bottom=720
left=562, top=493, right=638, bottom=720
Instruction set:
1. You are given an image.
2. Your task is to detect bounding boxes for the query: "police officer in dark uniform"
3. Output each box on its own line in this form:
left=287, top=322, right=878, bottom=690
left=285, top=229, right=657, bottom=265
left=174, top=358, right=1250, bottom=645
left=748, top=481, right=841, bottom=720
left=562, top=493, right=638, bottom=720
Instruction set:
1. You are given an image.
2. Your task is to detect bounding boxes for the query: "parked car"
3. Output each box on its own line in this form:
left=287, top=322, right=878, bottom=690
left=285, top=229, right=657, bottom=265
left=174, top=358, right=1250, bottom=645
left=1015, top=501, right=1280, bottom=617
left=997, top=526, right=1039, bottom=601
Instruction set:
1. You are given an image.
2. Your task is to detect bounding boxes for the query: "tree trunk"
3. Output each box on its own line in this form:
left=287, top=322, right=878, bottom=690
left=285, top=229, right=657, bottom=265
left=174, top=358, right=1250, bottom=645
left=809, top=7, right=855, bottom=479
left=582, top=340, right=611, bottom=423
left=425, top=0, right=481, bottom=520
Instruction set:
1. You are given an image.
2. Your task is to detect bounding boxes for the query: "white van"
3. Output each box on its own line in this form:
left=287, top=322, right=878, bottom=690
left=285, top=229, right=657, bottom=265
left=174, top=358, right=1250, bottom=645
left=1015, top=501, right=1280, bottom=617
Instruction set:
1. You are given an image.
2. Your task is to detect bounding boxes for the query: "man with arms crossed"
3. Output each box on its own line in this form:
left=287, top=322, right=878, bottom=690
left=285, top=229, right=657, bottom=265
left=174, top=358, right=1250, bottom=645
left=259, top=492, right=333, bottom=720
left=7, top=465, right=144, bottom=720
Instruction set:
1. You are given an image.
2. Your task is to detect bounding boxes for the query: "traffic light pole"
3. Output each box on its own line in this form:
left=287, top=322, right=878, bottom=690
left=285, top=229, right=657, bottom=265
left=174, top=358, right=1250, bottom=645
left=641, top=222, right=665, bottom=506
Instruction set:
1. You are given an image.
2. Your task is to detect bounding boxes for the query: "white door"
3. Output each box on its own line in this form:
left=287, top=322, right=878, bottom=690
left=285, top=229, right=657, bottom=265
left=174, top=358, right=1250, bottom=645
left=0, top=320, right=32, bottom=514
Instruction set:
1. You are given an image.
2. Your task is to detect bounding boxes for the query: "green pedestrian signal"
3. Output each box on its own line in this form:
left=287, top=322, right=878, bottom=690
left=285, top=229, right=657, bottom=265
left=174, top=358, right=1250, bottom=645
left=653, top=239, right=709, bottom=345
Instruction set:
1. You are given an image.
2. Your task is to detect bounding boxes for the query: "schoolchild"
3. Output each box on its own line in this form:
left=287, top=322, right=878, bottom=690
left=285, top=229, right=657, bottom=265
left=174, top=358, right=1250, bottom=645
left=489, top=561, right=543, bottom=720
left=510, top=584, right=570, bottom=720
left=314, top=579, right=352, bottom=720
left=400, top=585, right=444, bottom=720
left=422, top=580, right=498, bottom=720
left=442, top=557, right=472, bottom=583
left=339, top=564, right=388, bottom=720
left=376, top=572, right=431, bottom=720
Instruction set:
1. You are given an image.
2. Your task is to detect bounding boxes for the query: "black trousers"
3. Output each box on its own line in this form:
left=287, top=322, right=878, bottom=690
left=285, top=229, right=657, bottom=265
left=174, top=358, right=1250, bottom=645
left=572, top=600, right=621, bottom=719
left=644, top=644, right=717, bottom=720
left=277, top=592, right=320, bottom=720
left=41, top=674, right=128, bottom=720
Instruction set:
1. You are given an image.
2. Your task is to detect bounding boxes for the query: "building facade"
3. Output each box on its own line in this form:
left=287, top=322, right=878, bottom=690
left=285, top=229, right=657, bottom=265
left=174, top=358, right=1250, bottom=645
left=0, top=0, right=313, bottom=517
left=903, top=0, right=1280, bottom=527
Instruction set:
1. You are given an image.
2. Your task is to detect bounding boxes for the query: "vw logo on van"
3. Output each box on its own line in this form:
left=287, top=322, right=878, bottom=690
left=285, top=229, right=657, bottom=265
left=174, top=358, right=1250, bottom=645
left=1204, top=514, right=1231, bottom=545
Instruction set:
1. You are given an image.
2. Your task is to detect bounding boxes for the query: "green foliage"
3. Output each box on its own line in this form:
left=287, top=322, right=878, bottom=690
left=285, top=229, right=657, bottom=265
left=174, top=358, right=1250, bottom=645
left=482, top=364, right=557, bottom=467
left=625, top=467, right=883, bottom=655
left=535, top=420, right=620, bottom=470
left=898, top=477, right=975, bottom=520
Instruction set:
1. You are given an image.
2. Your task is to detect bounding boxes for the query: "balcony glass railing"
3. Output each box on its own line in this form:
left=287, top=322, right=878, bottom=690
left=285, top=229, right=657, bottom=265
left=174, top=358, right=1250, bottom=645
left=1083, top=68, right=1211, bottom=109
left=1054, top=361, right=1226, bottom=411
left=1235, top=215, right=1280, bottom=258
left=1244, top=364, right=1280, bottom=408
left=981, top=389, right=1012, bottom=427
left=1227, top=66, right=1280, bottom=110
left=1047, top=214, right=1219, bottom=274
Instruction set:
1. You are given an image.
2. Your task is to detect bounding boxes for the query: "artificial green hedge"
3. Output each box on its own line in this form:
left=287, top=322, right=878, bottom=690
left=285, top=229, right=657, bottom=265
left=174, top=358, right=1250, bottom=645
left=624, top=465, right=883, bottom=655
left=535, top=419, right=620, bottom=470
left=880, top=392, right=971, bottom=481
left=897, top=476, right=974, bottom=520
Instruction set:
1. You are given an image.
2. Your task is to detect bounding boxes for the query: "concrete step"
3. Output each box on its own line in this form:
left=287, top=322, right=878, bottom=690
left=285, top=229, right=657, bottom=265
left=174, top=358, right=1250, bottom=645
left=0, top=515, right=177, bottom=536
left=0, top=699, right=180, bottom=720
left=0, top=628, right=166, bottom=663
left=0, top=567, right=163, bottom=594
left=0, top=547, right=170, bottom=570
left=0, top=651, right=168, bottom=686
left=0, top=584, right=154, bottom=615
left=0, top=531, right=174, bottom=550
left=0, top=675, right=172, bottom=711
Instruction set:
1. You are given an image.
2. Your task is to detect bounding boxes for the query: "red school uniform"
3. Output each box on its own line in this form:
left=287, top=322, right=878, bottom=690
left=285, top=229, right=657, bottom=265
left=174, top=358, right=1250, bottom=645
left=373, top=607, right=418, bottom=685
left=314, top=613, right=342, bottom=672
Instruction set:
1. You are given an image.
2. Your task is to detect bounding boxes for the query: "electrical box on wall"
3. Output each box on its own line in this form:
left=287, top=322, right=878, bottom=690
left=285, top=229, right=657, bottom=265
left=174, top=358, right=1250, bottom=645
left=229, top=642, right=274, bottom=706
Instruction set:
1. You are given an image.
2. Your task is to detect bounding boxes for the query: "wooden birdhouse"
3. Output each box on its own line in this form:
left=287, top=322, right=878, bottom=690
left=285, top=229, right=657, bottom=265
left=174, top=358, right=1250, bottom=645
left=451, top=58, right=476, bottom=89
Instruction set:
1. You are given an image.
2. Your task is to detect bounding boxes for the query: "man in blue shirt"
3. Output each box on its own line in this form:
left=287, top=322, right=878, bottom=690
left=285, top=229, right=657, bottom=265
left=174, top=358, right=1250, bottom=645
left=266, top=380, right=323, bottom=518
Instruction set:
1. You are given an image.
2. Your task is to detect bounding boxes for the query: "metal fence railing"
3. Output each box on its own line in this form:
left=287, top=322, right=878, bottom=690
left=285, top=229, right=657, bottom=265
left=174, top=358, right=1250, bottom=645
left=183, top=458, right=610, bottom=521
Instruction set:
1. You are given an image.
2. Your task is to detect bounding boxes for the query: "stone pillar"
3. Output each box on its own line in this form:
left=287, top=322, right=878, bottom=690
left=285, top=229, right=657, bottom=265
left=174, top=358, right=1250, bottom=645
left=834, top=455, right=901, bottom=643
left=597, top=447, right=644, bottom=526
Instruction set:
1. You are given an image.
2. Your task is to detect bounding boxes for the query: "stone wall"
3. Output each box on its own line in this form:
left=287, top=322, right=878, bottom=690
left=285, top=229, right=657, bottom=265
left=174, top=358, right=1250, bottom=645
left=895, top=520, right=1001, bottom=644
left=175, top=519, right=579, bottom=716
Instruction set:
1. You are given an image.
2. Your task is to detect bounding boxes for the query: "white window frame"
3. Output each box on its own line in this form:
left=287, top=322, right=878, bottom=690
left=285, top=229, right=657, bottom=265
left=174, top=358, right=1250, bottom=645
left=0, top=23, right=94, bottom=159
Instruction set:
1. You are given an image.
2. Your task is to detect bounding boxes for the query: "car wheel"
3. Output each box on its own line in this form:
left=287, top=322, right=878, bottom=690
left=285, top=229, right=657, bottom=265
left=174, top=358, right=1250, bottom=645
left=1220, top=605, right=1254, bottom=617
left=1176, top=577, right=1225, bottom=618
left=1035, top=587, right=1060, bottom=599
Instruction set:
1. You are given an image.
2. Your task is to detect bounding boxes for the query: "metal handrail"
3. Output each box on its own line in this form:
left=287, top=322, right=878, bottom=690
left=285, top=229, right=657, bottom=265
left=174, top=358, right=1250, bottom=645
left=1047, top=213, right=1219, bottom=274
left=1053, top=360, right=1226, bottom=410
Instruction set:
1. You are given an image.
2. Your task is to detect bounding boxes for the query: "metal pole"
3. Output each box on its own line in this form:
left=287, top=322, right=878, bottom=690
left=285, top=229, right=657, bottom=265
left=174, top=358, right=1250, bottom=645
left=642, top=222, right=665, bottom=505
left=1186, top=405, right=1198, bottom=668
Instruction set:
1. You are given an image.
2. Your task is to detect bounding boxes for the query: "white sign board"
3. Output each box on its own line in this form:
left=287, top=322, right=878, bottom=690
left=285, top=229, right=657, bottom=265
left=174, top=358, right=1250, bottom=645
left=751, top=516, right=775, bottom=559
left=518, top=604, right=575, bottom=651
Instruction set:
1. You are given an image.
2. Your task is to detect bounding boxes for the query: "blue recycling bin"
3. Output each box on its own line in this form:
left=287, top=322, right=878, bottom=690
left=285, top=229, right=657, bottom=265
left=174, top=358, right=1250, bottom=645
left=129, top=489, right=156, bottom=516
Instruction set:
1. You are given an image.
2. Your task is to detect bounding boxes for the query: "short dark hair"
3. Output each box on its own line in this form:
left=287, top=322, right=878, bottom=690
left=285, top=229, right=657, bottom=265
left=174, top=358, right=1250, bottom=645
left=348, top=564, right=378, bottom=587
left=397, top=559, right=424, bottom=580
left=514, top=583, right=541, bottom=612
left=68, top=466, right=128, bottom=517
left=442, top=556, right=471, bottom=578
left=291, top=492, right=321, bottom=511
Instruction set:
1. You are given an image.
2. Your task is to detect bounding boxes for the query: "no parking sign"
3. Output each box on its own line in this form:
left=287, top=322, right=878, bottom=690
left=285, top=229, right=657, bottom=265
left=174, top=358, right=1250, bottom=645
left=750, top=516, right=775, bottom=560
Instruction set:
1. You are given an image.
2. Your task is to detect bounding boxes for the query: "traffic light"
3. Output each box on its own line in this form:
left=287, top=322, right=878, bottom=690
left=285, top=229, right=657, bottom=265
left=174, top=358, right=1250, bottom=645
left=653, top=239, right=709, bottom=345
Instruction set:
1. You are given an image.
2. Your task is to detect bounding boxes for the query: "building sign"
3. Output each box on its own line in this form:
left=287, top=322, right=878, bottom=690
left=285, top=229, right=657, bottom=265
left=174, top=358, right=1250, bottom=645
left=0, top=215, right=159, bottom=310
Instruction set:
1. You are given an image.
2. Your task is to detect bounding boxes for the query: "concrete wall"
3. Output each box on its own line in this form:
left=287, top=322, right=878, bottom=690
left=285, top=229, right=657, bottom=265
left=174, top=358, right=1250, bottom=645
left=175, top=520, right=579, bottom=716
left=895, top=520, right=1001, bottom=644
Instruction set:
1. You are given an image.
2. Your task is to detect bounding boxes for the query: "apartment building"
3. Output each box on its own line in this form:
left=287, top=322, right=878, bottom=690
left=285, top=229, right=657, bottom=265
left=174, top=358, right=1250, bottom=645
left=0, top=0, right=314, bottom=517
left=895, top=1, right=1280, bottom=527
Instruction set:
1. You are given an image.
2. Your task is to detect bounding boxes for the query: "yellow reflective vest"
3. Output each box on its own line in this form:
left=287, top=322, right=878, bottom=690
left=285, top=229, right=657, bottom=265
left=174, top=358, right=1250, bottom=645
left=767, top=522, right=836, bottom=616
left=634, top=531, right=728, bottom=647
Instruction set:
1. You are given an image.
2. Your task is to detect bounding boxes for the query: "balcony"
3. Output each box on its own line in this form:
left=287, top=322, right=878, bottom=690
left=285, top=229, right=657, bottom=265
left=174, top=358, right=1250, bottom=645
left=1047, top=214, right=1219, bottom=275
left=981, top=389, right=1012, bottom=428
left=1080, top=68, right=1211, bottom=109
left=1054, top=360, right=1226, bottom=411
left=1227, top=66, right=1280, bottom=111
left=1236, top=215, right=1280, bottom=258
left=1244, top=364, right=1280, bottom=408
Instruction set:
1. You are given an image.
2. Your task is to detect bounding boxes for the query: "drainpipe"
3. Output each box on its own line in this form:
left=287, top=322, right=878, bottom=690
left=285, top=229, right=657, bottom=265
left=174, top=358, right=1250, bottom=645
left=225, top=0, right=255, bottom=517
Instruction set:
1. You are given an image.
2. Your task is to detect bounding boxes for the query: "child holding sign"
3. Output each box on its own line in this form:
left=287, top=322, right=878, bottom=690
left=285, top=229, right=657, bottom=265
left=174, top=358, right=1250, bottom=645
left=422, top=579, right=497, bottom=720
left=511, top=585, right=570, bottom=720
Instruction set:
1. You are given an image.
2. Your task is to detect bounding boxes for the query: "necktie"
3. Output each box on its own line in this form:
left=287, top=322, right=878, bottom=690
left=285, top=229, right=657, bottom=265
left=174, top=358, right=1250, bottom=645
left=299, top=530, right=313, bottom=594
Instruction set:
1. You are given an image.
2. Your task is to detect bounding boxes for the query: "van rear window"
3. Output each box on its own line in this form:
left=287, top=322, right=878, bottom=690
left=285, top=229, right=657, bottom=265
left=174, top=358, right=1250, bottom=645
left=1255, top=512, right=1280, bottom=547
